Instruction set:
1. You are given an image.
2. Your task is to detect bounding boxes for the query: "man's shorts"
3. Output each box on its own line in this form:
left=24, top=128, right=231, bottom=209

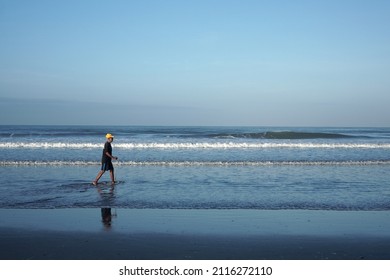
left=101, top=161, right=114, bottom=171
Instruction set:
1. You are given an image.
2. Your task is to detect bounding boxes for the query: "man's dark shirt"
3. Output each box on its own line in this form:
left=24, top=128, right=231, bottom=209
left=102, top=141, right=112, bottom=164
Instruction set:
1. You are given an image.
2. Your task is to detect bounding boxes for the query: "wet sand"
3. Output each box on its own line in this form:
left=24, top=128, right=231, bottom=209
left=1, top=209, right=390, bottom=260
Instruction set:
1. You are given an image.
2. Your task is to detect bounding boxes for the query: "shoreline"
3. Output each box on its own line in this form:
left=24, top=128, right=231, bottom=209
left=1, top=208, right=390, bottom=260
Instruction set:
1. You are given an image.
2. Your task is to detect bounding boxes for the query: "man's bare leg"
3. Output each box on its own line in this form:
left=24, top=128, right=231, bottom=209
left=93, top=170, right=105, bottom=185
left=110, top=170, right=115, bottom=184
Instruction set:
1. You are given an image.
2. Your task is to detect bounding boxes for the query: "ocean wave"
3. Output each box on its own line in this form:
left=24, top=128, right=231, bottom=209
left=1, top=142, right=390, bottom=149
left=0, top=142, right=101, bottom=149
left=209, top=131, right=357, bottom=139
left=2, top=160, right=390, bottom=166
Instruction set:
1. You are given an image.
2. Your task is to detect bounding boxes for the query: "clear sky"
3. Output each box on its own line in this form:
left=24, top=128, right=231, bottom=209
left=1, top=0, right=389, bottom=126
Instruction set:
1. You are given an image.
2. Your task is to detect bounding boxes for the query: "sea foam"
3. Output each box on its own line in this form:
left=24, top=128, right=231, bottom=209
left=1, top=142, right=390, bottom=149
left=2, top=160, right=390, bottom=166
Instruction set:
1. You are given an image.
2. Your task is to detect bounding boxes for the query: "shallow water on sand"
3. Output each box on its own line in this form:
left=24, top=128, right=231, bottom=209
left=1, top=164, right=389, bottom=210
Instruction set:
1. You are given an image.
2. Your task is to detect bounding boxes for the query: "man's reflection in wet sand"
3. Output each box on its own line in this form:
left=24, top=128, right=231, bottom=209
left=96, top=184, right=116, bottom=230
left=101, top=207, right=112, bottom=229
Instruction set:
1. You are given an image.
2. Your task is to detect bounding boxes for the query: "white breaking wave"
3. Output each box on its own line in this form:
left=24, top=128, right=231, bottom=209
left=1, top=160, right=390, bottom=166
left=0, top=160, right=99, bottom=166
left=1, top=142, right=390, bottom=149
left=0, top=142, right=101, bottom=149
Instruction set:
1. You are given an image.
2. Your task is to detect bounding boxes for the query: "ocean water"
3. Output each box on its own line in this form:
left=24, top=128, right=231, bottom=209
left=0, top=125, right=389, bottom=210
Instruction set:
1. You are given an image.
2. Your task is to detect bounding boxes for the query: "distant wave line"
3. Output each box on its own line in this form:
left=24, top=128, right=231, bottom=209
left=208, top=131, right=358, bottom=139
left=2, top=160, right=390, bottom=166
left=1, top=142, right=390, bottom=149
left=0, top=130, right=361, bottom=139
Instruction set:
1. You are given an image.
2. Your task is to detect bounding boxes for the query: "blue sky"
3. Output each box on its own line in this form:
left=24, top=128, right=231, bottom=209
left=1, top=0, right=389, bottom=126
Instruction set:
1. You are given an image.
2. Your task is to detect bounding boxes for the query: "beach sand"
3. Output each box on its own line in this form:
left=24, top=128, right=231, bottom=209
left=1, top=209, right=389, bottom=260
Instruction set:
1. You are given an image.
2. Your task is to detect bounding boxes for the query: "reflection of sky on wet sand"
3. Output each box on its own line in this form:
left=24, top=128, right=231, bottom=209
left=1, top=209, right=390, bottom=237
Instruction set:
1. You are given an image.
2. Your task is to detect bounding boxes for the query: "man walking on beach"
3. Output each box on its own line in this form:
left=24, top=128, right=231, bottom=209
left=93, top=133, right=118, bottom=185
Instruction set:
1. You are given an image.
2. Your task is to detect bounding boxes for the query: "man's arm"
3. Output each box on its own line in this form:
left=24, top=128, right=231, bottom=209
left=105, top=151, right=118, bottom=160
